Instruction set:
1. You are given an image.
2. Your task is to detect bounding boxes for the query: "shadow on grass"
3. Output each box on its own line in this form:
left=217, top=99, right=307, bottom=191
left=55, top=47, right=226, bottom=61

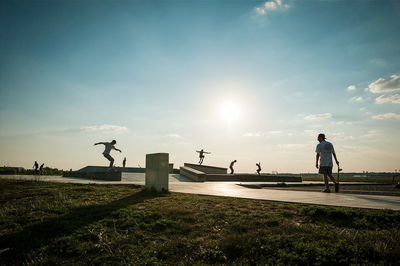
left=0, top=189, right=164, bottom=262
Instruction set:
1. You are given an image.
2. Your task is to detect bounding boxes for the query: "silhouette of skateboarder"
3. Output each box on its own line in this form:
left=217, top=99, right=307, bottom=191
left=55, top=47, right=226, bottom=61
left=39, top=163, right=44, bottom=174
left=230, top=160, right=237, bottom=174
left=33, top=161, right=39, bottom=175
left=196, top=149, right=210, bottom=165
left=256, top=162, right=261, bottom=176
left=123, top=157, right=126, bottom=168
left=94, top=140, right=121, bottom=168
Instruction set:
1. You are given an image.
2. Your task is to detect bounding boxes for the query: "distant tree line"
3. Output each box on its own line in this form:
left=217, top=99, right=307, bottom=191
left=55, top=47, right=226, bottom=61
left=0, top=166, right=65, bottom=176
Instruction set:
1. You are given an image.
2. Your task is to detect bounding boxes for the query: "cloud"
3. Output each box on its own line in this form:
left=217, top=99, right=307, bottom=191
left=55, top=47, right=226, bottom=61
left=336, top=121, right=353, bottom=125
left=366, top=74, right=400, bottom=93
left=375, top=94, right=400, bottom=104
left=347, top=85, right=357, bottom=91
left=278, top=143, right=306, bottom=149
left=371, top=113, right=400, bottom=120
left=165, top=133, right=181, bottom=138
left=80, top=125, right=128, bottom=133
left=268, top=130, right=282, bottom=135
left=304, top=113, right=332, bottom=120
left=243, top=132, right=263, bottom=137
left=255, top=0, right=290, bottom=15
left=304, top=129, right=318, bottom=136
left=350, top=96, right=366, bottom=102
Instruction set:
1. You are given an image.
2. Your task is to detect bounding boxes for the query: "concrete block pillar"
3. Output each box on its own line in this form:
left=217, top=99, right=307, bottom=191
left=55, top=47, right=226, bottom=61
left=145, top=153, right=169, bottom=192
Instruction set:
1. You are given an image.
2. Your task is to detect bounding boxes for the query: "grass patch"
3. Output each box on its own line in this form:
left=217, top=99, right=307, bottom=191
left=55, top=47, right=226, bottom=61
left=1, top=179, right=399, bottom=265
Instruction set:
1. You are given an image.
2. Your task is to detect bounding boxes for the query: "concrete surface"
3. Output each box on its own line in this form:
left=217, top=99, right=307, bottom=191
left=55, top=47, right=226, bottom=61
left=1, top=174, right=399, bottom=210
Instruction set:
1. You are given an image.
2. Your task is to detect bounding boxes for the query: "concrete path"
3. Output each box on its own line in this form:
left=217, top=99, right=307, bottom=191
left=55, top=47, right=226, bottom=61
left=1, top=174, right=399, bottom=210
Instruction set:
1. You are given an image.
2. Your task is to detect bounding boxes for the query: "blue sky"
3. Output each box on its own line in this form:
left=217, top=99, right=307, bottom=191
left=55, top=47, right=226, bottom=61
left=1, top=0, right=399, bottom=172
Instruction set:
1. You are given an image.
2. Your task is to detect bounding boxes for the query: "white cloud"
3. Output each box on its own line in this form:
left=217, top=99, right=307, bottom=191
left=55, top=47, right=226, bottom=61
left=243, top=132, right=263, bottom=137
left=347, top=85, right=357, bottom=91
left=268, top=130, right=282, bottom=135
left=166, top=133, right=181, bottom=138
left=304, top=113, right=332, bottom=120
left=361, top=130, right=379, bottom=138
left=304, top=129, right=318, bottom=136
left=366, top=74, right=400, bottom=93
left=255, top=0, right=290, bottom=15
left=278, top=143, right=306, bottom=149
left=350, top=96, right=366, bottom=102
left=80, top=124, right=128, bottom=133
left=336, top=121, right=353, bottom=125
left=375, top=94, right=400, bottom=104
left=372, top=113, right=400, bottom=120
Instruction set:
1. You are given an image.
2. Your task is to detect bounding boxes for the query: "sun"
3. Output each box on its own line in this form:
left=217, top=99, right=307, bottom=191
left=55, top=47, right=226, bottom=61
left=219, top=101, right=241, bottom=123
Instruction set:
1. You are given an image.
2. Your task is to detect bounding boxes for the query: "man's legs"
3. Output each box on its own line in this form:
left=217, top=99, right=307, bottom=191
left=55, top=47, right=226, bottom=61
left=230, top=167, right=234, bottom=174
left=323, top=174, right=330, bottom=191
left=103, top=153, right=114, bottom=167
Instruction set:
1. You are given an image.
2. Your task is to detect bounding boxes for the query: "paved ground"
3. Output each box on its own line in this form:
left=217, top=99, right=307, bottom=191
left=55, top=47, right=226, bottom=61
left=1, top=174, right=400, bottom=210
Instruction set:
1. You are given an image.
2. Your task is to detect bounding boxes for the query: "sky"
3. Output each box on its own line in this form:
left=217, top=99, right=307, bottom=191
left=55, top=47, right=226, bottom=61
left=0, top=0, right=399, bottom=173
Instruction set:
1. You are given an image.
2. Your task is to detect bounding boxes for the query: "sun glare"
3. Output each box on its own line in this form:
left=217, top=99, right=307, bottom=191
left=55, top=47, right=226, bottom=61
left=219, top=101, right=241, bottom=123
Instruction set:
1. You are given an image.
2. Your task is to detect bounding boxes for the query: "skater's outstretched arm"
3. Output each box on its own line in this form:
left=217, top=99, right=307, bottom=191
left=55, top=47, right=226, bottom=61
left=114, top=147, right=122, bottom=153
left=94, top=142, right=105, bottom=146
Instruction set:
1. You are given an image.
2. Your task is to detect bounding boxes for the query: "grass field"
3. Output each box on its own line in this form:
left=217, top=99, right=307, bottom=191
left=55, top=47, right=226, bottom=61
left=1, top=179, right=400, bottom=265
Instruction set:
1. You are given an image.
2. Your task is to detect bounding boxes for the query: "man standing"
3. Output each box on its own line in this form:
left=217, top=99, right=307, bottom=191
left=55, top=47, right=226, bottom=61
left=33, top=161, right=39, bottom=175
left=39, top=163, right=44, bottom=175
left=229, top=160, right=237, bottom=174
left=123, top=157, right=126, bottom=168
left=94, top=140, right=122, bottom=168
left=315, top=133, right=339, bottom=192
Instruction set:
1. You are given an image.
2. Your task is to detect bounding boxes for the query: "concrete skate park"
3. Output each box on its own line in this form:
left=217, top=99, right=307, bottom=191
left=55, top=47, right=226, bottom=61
left=3, top=152, right=400, bottom=211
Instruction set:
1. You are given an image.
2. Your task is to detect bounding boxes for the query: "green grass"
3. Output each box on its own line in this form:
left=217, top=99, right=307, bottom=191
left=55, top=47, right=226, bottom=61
left=1, top=179, right=400, bottom=265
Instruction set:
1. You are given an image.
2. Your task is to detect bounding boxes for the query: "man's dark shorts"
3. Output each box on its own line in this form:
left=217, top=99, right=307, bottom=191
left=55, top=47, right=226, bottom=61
left=319, top=166, right=333, bottom=175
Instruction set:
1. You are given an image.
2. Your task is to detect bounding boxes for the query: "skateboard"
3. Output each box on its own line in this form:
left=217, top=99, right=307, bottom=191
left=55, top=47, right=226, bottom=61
left=336, top=164, right=343, bottom=192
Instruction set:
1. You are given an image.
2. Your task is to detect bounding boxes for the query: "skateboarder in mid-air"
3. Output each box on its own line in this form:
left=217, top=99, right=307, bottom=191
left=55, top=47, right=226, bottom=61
left=94, top=140, right=121, bottom=168
left=230, top=160, right=237, bottom=174
left=196, top=149, right=210, bottom=165
left=315, top=133, right=340, bottom=192
left=256, top=162, right=261, bottom=176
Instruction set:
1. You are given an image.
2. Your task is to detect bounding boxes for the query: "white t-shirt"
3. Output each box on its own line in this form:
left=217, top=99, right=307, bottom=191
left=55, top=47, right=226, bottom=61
left=103, top=142, right=115, bottom=155
left=315, top=141, right=335, bottom=167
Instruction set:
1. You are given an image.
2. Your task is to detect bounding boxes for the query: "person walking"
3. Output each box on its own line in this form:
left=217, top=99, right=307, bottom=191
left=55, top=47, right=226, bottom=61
left=94, top=140, right=122, bottom=168
left=229, top=160, right=237, bottom=174
left=123, top=157, right=126, bottom=168
left=315, top=133, right=340, bottom=192
left=196, top=149, right=211, bottom=165
left=256, top=162, right=261, bottom=176
left=39, top=163, right=44, bottom=175
left=33, top=161, right=39, bottom=175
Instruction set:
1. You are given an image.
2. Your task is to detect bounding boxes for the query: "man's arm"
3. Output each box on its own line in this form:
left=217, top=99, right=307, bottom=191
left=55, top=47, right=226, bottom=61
left=333, top=153, right=339, bottom=165
left=113, top=147, right=122, bottom=152
left=316, top=153, right=320, bottom=168
left=94, top=142, right=105, bottom=146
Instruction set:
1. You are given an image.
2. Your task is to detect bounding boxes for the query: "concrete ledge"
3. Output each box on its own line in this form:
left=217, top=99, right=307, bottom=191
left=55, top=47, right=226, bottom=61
left=77, top=166, right=145, bottom=173
left=180, top=166, right=206, bottom=182
left=63, top=171, right=121, bottom=181
left=184, top=163, right=227, bottom=174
